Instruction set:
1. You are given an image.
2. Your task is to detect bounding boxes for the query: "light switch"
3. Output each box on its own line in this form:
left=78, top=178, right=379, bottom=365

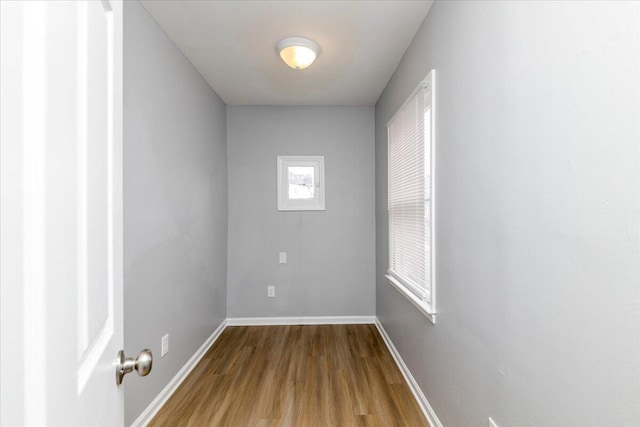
left=162, top=334, right=169, bottom=357
left=279, top=252, right=287, bottom=264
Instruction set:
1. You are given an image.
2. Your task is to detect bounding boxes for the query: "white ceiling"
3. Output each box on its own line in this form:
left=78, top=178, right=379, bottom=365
left=139, top=1, right=433, bottom=106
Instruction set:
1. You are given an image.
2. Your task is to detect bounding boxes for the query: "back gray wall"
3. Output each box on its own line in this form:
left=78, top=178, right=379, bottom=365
left=227, top=106, right=375, bottom=318
left=375, top=1, right=639, bottom=426
left=124, top=1, right=227, bottom=424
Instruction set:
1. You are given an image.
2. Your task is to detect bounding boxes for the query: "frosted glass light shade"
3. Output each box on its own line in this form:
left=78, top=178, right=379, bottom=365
left=276, top=38, right=319, bottom=70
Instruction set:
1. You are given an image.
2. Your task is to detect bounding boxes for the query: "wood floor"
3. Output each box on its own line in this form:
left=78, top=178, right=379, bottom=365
left=149, top=324, right=430, bottom=427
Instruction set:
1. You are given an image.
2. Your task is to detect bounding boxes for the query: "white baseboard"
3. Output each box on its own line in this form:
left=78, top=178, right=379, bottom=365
left=226, top=315, right=376, bottom=326
left=130, top=320, right=227, bottom=427
left=374, top=318, right=443, bottom=427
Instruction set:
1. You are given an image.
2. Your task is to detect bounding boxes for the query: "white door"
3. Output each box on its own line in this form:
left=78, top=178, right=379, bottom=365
left=1, top=1, right=127, bottom=425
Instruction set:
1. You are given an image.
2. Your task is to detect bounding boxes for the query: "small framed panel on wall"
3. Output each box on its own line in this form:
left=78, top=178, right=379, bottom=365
left=277, top=155, right=325, bottom=211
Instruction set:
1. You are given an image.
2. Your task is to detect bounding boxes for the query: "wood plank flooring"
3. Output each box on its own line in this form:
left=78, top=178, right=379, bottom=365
left=149, top=324, right=430, bottom=427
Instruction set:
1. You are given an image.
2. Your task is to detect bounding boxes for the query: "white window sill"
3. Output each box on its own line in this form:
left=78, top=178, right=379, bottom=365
left=385, top=275, right=436, bottom=324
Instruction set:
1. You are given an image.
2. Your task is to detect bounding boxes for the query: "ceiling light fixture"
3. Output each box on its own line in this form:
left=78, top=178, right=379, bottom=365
left=276, top=37, right=320, bottom=70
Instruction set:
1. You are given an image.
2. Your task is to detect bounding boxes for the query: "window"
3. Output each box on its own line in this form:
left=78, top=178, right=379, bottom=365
left=386, top=70, right=436, bottom=323
left=277, top=156, right=325, bottom=211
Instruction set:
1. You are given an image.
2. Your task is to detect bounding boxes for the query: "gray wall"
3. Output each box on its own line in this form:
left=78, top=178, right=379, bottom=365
left=123, top=1, right=227, bottom=424
left=375, top=2, right=639, bottom=426
left=227, top=106, right=375, bottom=318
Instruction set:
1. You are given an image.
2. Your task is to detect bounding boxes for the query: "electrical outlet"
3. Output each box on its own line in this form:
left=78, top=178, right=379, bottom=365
left=267, top=285, right=275, bottom=298
left=279, top=252, right=287, bottom=264
left=488, top=417, right=499, bottom=427
left=162, top=334, right=169, bottom=357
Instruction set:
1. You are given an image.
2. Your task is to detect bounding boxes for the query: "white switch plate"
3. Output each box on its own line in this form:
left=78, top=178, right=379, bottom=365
left=161, top=334, right=169, bottom=357
left=267, top=285, right=275, bottom=298
left=488, top=417, right=499, bottom=427
left=279, top=252, right=287, bottom=264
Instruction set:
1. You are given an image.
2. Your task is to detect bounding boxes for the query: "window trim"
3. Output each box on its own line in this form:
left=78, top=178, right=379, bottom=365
left=386, top=70, right=437, bottom=324
left=277, top=155, right=325, bottom=211
left=385, top=274, right=436, bottom=323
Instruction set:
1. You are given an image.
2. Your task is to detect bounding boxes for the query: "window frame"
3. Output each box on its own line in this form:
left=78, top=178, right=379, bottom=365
left=386, top=70, right=437, bottom=324
left=277, top=155, right=326, bottom=211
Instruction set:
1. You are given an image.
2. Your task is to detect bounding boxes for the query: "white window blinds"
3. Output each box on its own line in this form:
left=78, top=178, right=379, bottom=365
left=387, top=71, right=435, bottom=310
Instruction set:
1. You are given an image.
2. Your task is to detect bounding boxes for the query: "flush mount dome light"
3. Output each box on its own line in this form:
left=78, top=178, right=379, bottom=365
left=276, top=37, right=320, bottom=70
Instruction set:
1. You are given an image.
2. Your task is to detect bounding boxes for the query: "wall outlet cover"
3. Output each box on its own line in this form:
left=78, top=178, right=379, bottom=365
left=268, top=285, right=275, bottom=298
left=279, top=252, right=287, bottom=264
